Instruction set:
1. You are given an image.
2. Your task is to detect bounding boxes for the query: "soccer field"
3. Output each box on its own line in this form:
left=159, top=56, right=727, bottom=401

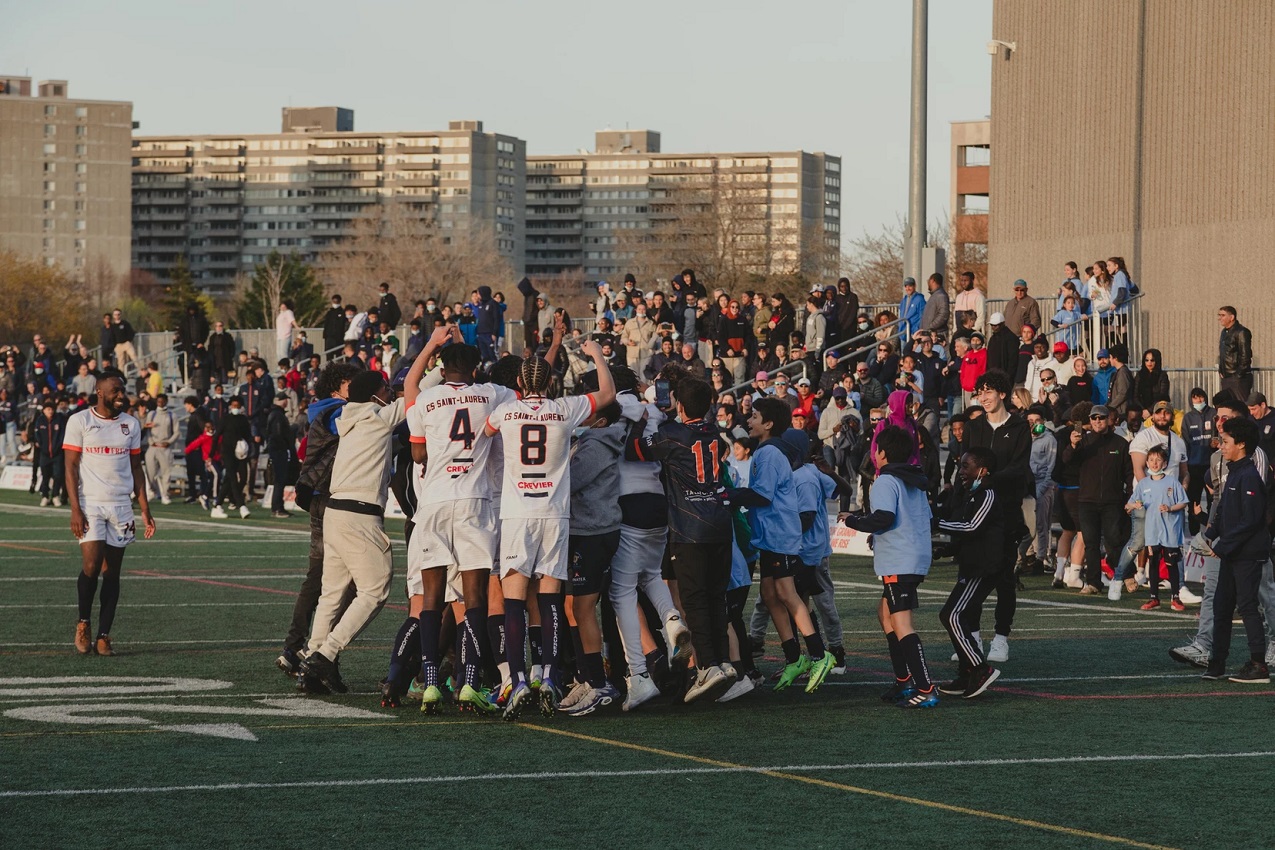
left=0, top=490, right=1270, bottom=850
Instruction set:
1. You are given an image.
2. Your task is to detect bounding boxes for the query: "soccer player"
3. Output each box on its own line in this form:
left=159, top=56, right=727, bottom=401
left=298, top=346, right=430, bottom=694
left=407, top=335, right=515, bottom=714
left=844, top=425, right=938, bottom=708
left=935, top=446, right=1004, bottom=699
left=65, top=375, right=156, bottom=655
left=730, top=396, right=836, bottom=692
left=484, top=340, right=615, bottom=720
left=628, top=377, right=737, bottom=703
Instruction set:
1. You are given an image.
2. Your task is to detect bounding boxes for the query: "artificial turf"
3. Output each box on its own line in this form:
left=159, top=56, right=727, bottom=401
left=0, top=488, right=1270, bottom=850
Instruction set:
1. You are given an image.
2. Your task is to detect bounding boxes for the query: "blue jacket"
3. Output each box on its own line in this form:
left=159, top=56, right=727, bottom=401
left=898, top=292, right=925, bottom=337
left=1091, top=364, right=1115, bottom=404
left=1205, top=456, right=1270, bottom=560
left=475, top=286, right=501, bottom=337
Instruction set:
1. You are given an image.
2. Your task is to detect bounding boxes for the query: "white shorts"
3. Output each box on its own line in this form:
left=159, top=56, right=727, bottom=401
left=405, top=523, right=465, bottom=604
left=499, top=517, right=570, bottom=581
left=414, top=499, right=497, bottom=573
left=80, top=503, right=136, bottom=548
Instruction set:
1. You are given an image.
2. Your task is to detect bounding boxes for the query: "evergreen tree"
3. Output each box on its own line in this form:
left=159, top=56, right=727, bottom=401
left=234, top=251, right=326, bottom=330
left=162, top=256, right=215, bottom=330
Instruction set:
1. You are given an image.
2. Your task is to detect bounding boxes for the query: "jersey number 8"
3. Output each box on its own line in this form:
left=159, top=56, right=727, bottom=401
left=520, top=424, right=547, bottom=465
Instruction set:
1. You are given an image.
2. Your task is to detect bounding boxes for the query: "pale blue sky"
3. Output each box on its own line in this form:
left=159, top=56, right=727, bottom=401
left=4, top=0, right=992, bottom=244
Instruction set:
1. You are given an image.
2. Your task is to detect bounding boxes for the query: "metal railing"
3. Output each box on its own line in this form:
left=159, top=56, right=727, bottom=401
left=1161, top=367, right=1275, bottom=411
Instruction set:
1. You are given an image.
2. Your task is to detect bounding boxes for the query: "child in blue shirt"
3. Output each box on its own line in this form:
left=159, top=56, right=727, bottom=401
left=1127, top=444, right=1189, bottom=610
left=729, top=397, right=836, bottom=693
left=844, top=424, right=937, bottom=708
left=1051, top=294, right=1083, bottom=354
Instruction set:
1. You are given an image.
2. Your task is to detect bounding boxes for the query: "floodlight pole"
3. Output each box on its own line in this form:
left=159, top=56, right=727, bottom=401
left=905, top=0, right=928, bottom=285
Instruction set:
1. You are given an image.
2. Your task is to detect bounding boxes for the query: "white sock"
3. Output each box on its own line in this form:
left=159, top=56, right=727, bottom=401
left=497, top=661, right=510, bottom=684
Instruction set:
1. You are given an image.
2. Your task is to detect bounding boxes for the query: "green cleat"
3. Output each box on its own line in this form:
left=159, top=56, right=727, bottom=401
left=804, top=651, right=836, bottom=694
left=457, top=684, right=499, bottom=715
left=773, top=655, right=811, bottom=691
left=405, top=679, right=426, bottom=703
left=419, top=685, right=444, bottom=715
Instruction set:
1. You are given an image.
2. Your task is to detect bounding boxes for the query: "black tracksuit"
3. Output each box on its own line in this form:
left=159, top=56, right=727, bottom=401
left=32, top=413, right=66, bottom=500
left=1063, top=430, right=1132, bottom=587
left=937, top=481, right=1006, bottom=672
left=1204, top=455, right=1271, bottom=665
left=964, top=411, right=1030, bottom=637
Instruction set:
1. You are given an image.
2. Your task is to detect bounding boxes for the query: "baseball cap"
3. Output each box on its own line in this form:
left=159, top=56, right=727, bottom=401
left=1090, top=404, right=1111, bottom=417
left=825, top=349, right=840, bottom=360
left=1053, top=341, right=1070, bottom=354
left=274, top=392, right=290, bottom=401
left=796, top=378, right=812, bottom=387
left=1153, top=400, right=1174, bottom=414
left=1247, top=392, right=1268, bottom=406
left=903, top=277, right=917, bottom=287
left=832, top=386, right=848, bottom=399
left=1013, top=279, right=1028, bottom=290
left=989, top=312, right=1005, bottom=325
left=1097, top=348, right=1110, bottom=359
left=756, top=371, right=768, bottom=382
left=810, top=284, right=824, bottom=294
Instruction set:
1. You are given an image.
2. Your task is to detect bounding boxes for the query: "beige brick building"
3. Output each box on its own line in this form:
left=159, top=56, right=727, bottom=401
left=0, top=76, right=133, bottom=281
left=988, top=1, right=1275, bottom=367
left=132, top=109, right=525, bottom=295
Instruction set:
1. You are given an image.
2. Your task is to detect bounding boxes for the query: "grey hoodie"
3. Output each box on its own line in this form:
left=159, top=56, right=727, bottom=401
left=328, top=397, right=406, bottom=509
left=569, top=422, right=625, bottom=536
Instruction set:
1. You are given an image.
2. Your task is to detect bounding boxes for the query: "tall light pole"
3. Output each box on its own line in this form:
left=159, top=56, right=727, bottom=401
left=905, top=0, right=928, bottom=285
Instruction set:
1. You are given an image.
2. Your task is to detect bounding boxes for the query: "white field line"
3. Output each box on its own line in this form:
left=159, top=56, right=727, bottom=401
left=0, top=690, right=379, bottom=705
left=0, top=503, right=313, bottom=537
left=0, top=575, right=305, bottom=581
left=824, top=672, right=1201, bottom=687
left=5, top=638, right=281, bottom=647
left=833, top=580, right=1194, bottom=620
left=0, top=602, right=289, bottom=609
left=4, top=751, right=1275, bottom=798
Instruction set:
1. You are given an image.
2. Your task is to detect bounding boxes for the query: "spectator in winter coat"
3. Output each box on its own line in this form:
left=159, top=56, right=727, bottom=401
left=716, top=299, right=754, bottom=385
left=377, top=282, right=402, bottom=330
left=473, top=285, right=501, bottom=363
left=1002, top=280, right=1042, bottom=335
left=1133, top=347, right=1171, bottom=419
left=920, top=273, right=950, bottom=336
left=985, top=313, right=1018, bottom=378
left=897, top=278, right=925, bottom=338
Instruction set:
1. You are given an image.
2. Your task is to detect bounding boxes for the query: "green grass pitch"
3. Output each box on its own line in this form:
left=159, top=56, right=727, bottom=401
left=0, top=489, right=1271, bottom=849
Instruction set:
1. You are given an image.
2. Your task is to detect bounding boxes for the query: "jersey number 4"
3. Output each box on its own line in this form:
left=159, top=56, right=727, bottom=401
left=520, top=424, right=547, bottom=465
left=449, top=409, right=475, bottom=450
left=689, top=439, right=720, bottom=484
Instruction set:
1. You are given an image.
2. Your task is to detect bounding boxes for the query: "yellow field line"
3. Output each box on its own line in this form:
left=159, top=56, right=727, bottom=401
left=524, top=725, right=1179, bottom=850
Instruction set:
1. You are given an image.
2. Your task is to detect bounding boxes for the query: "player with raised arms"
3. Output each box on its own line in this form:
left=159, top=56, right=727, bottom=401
left=484, top=339, right=615, bottom=720
left=65, top=374, right=156, bottom=656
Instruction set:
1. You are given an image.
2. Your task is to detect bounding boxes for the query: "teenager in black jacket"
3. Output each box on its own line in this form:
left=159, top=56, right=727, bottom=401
left=1063, top=404, right=1132, bottom=592
left=935, top=445, right=1004, bottom=699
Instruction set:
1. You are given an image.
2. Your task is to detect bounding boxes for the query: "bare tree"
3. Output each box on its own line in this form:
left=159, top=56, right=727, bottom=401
left=841, top=213, right=954, bottom=305
left=320, top=201, right=513, bottom=307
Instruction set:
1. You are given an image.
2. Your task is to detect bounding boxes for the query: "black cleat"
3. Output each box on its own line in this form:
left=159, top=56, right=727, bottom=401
left=299, top=651, right=348, bottom=694
left=880, top=678, right=914, bottom=703
left=1229, top=660, right=1271, bottom=684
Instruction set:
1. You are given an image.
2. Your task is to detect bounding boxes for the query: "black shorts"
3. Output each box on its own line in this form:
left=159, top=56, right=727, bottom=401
left=758, top=549, right=800, bottom=580
left=881, top=574, right=924, bottom=614
left=1053, top=487, right=1081, bottom=532
left=567, top=530, right=620, bottom=597
left=795, top=561, right=826, bottom=597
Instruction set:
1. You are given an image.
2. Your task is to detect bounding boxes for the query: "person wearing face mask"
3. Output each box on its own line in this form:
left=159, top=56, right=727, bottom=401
left=214, top=397, right=254, bottom=519
left=322, top=294, right=347, bottom=362
left=959, top=333, right=988, bottom=409
left=206, top=384, right=229, bottom=428
left=1180, top=388, right=1215, bottom=534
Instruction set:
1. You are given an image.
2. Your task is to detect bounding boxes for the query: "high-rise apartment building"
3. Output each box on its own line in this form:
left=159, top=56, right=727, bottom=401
left=950, top=119, right=990, bottom=285
left=0, top=76, right=133, bottom=280
left=526, top=131, right=841, bottom=284
left=132, top=109, right=525, bottom=294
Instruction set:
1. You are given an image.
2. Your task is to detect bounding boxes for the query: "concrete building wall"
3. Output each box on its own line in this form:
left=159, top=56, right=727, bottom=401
left=0, top=77, right=133, bottom=284
left=989, top=0, right=1275, bottom=367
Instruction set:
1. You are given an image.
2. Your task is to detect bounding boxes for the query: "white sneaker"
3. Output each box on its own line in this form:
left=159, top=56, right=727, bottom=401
left=557, top=681, right=591, bottom=712
left=1108, top=580, right=1122, bottom=601
left=987, top=634, right=1010, bottom=663
left=1158, top=579, right=1171, bottom=590
left=684, top=665, right=730, bottom=703
left=39, top=497, right=50, bottom=507
left=623, top=672, right=660, bottom=711
left=161, top=496, right=172, bottom=506
left=210, top=506, right=229, bottom=519
left=239, top=505, right=251, bottom=519
left=52, top=496, right=62, bottom=507
left=664, top=613, right=692, bottom=663
left=198, top=495, right=209, bottom=510
left=1178, top=585, right=1202, bottom=604
left=1135, top=569, right=1150, bottom=587
left=1063, top=564, right=1084, bottom=589
left=952, top=632, right=983, bottom=662
left=717, top=674, right=756, bottom=703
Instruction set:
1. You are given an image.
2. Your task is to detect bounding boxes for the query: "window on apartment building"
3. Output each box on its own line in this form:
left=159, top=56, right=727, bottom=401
left=75, top=182, right=85, bottom=193
left=74, top=220, right=86, bottom=231
left=75, top=125, right=86, bottom=137
left=961, top=145, right=990, bottom=167
left=75, top=106, right=87, bottom=118
left=75, top=200, right=84, bottom=213
left=76, top=163, right=87, bottom=174
left=43, top=181, right=55, bottom=192
left=43, top=143, right=56, bottom=155
left=43, top=200, right=55, bottom=211
left=43, top=219, right=54, bottom=229
left=75, top=144, right=86, bottom=156
left=44, top=124, right=57, bottom=137
left=75, top=239, right=85, bottom=251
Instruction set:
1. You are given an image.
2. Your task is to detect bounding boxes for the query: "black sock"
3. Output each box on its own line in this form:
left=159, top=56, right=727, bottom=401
left=418, top=609, right=442, bottom=688
left=898, top=633, right=933, bottom=691
left=387, top=617, right=420, bottom=691
left=537, top=592, right=565, bottom=685
left=97, top=571, right=121, bottom=636
left=645, top=649, right=668, bottom=683
left=461, top=608, right=484, bottom=689
left=568, top=625, right=584, bottom=683
left=77, top=572, right=98, bottom=623
left=487, top=614, right=506, bottom=671
left=528, top=625, right=543, bottom=668
left=802, top=630, right=826, bottom=660
left=886, top=633, right=910, bottom=681
left=584, top=652, right=607, bottom=688
left=781, top=638, right=800, bottom=665
left=504, top=599, right=527, bottom=680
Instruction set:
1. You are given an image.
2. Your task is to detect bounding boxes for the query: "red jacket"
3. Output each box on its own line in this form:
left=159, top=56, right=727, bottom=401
left=960, top=348, right=987, bottom=393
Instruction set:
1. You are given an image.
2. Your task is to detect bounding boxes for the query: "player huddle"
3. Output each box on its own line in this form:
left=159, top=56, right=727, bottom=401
left=279, top=321, right=854, bottom=718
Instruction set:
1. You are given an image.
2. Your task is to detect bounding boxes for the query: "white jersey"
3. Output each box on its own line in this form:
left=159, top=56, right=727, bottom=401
left=407, top=381, right=517, bottom=506
left=1128, top=426, right=1188, bottom=480
left=487, top=394, right=595, bottom=519
left=63, top=408, right=141, bottom=506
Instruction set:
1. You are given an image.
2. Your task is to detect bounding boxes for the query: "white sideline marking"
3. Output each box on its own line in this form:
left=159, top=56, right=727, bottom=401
left=0, top=575, right=304, bottom=581
left=0, top=503, right=313, bottom=537
left=5, top=638, right=281, bottom=647
left=0, top=602, right=288, bottom=609
left=5, top=751, right=1274, bottom=798
left=833, top=580, right=1194, bottom=620
left=825, top=672, right=1200, bottom=687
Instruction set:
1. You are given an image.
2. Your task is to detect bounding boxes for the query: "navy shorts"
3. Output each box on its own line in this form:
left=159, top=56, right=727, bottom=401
left=881, top=574, right=924, bottom=614
left=567, top=530, right=620, bottom=597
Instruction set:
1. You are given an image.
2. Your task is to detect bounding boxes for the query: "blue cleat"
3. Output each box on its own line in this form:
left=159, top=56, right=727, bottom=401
left=896, top=687, right=939, bottom=709
left=502, top=680, right=533, bottom=722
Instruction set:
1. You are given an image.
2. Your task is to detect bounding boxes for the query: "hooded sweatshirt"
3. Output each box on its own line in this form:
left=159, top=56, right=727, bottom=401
left=569, top=422, right=625, bottom=536
left=475, top=285, right=500, bottom=337
left=869, top=390, right=921, bottom=470
left=328, top=397, right=407, bottom=509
